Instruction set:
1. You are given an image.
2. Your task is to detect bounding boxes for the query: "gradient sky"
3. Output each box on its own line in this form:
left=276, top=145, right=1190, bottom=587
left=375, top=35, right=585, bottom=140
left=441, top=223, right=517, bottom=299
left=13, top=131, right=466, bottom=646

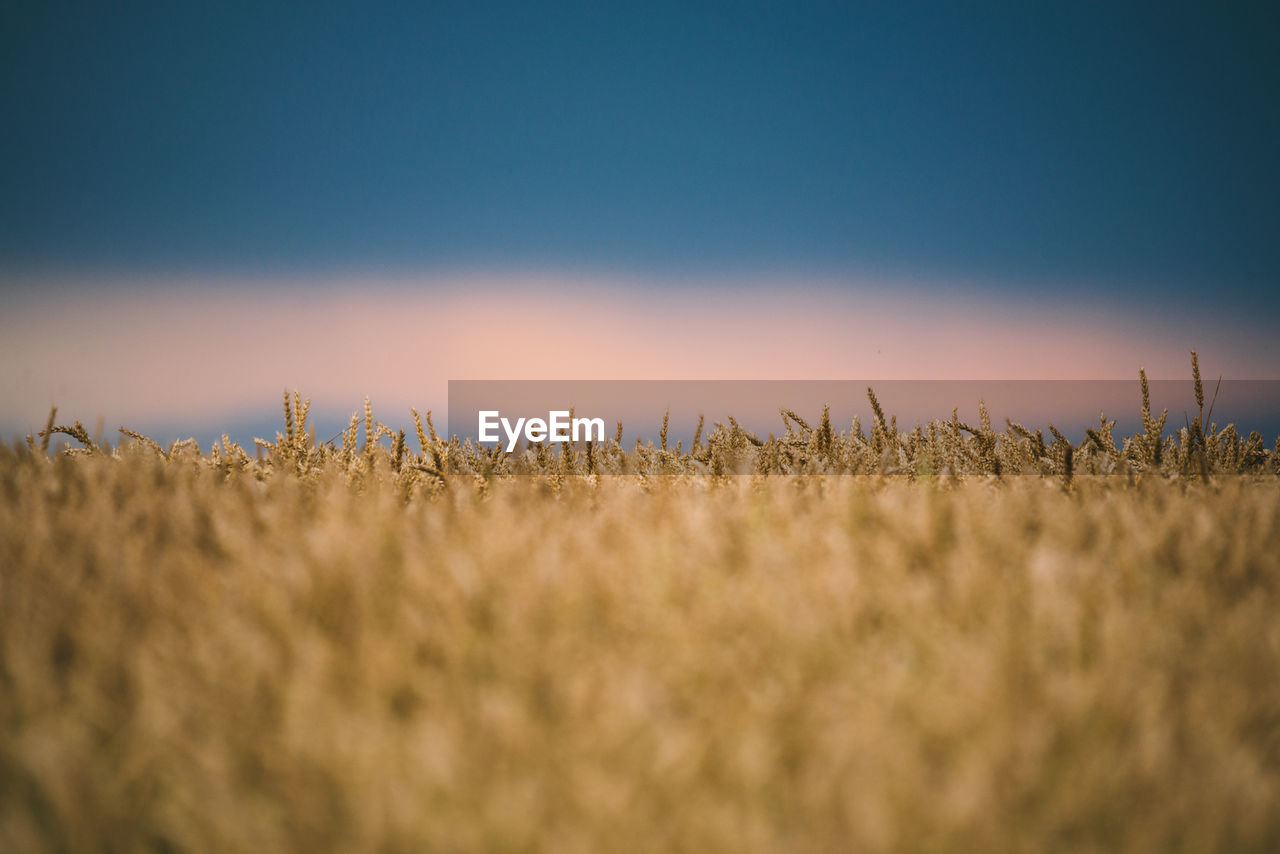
left=2, top=3, right=1278, bottom=441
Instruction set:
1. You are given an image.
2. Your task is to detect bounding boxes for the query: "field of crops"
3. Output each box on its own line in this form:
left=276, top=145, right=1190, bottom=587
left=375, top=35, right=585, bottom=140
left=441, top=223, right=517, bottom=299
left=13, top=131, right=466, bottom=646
left=3, top=365, right=1279, bottom=852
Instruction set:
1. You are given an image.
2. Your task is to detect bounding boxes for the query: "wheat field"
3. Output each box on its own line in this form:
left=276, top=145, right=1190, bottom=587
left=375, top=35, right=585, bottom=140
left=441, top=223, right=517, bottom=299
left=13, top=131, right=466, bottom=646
left=3, top=358, right=1279, bottom=853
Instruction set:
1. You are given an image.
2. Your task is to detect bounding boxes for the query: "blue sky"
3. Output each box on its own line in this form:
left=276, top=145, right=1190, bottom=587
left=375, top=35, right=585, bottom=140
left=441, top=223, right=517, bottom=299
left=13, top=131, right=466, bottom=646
left=3, top=2, right=1279, bottom=301
left=3, top=3, right=1279, bottom=444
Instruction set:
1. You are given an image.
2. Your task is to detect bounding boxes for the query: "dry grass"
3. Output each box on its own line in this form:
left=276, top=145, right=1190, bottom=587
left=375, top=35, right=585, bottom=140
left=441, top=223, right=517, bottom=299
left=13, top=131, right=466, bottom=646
left=2, top=363, right=1279, bottom=852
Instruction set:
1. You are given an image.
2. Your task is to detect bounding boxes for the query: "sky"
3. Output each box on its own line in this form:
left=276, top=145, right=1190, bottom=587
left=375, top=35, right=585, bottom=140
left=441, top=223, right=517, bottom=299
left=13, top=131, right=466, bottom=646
left=2, top=2, right=1278, bottom=443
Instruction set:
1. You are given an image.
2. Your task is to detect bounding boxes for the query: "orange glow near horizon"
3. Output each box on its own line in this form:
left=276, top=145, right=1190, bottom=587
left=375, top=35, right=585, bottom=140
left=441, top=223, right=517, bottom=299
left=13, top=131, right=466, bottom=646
left=1, top=272, right=1273, bottom=435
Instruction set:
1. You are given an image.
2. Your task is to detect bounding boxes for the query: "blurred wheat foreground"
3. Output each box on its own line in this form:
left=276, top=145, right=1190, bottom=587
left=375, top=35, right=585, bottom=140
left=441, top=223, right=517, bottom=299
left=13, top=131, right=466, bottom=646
left=3, top=360, right=1280, bottom=852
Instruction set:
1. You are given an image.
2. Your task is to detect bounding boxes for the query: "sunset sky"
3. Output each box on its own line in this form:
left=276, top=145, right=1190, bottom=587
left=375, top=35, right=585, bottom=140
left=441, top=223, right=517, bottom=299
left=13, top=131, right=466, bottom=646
left=2, top=3, right=1278, bottom=444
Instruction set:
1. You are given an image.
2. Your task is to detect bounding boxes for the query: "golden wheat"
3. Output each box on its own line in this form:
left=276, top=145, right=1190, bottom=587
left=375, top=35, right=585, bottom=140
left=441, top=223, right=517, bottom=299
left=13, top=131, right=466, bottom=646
left=2, top=355, right=1278, bottom=852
